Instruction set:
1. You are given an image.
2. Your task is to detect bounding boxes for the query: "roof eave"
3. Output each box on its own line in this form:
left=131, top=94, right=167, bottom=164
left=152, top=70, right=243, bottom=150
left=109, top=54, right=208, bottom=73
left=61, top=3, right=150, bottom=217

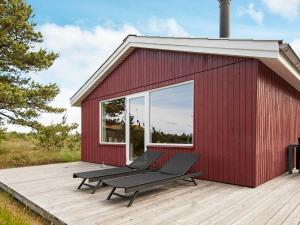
left=280, top=43, right=300, bottom=72
left=70, top=36, right=300, bottom=107
left=70, top=37, right=134, bottom=107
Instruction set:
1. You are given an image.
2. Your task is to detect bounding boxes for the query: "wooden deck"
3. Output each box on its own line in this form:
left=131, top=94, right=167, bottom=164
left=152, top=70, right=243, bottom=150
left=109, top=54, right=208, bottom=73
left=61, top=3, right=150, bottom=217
left=0, top=162, right=300, bottom=225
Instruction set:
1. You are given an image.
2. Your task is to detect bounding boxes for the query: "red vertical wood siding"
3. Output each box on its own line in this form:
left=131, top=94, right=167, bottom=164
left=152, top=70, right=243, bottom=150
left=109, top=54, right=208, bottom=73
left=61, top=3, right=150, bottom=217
left=81, top=48, right=258, bottom=187
left=255, top=62, right=300, bottom=186
left=81, top=99, right=126, bottom=166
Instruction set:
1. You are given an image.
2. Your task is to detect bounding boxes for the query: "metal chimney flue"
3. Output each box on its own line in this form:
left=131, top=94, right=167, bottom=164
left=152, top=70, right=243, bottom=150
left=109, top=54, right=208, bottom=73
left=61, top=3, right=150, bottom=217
left=219, top=0, right=231, bottom=38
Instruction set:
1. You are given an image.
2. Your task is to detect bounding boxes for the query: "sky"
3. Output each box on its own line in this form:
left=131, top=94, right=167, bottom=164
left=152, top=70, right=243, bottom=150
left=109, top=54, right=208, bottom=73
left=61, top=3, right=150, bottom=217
left=9, top=0, right=300, bottom=132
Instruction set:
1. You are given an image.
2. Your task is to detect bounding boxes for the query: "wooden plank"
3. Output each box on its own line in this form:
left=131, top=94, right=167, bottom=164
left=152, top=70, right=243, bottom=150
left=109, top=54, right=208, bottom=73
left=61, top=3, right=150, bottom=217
left=0, top=181, right=66, bottom=225
left=138, top=186, right=241, bottom=225
left=75, top=182, right=234, bottom=225
left=2, top=162, right=300, bottom=225
left=68, top=182, right=215, bottom=224
left=281, top=201, right=300, bottom=225
left=197, top=174, right=293, bottom=225
left=265, top=190, right=300, bottom=224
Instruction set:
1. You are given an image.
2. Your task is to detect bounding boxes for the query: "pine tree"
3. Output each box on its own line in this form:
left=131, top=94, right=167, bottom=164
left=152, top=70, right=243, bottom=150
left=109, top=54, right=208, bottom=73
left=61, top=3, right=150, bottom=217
left=0, top=0, right=63, bottom=128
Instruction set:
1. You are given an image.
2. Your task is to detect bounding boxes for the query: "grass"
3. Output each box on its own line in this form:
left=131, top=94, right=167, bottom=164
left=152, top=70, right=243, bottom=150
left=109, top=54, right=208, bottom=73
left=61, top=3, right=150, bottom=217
left=0, top=191, right=49, bottom=225
left=0, top=136, right=80, bottom=169
left=0, top=133, right=81, bottom=224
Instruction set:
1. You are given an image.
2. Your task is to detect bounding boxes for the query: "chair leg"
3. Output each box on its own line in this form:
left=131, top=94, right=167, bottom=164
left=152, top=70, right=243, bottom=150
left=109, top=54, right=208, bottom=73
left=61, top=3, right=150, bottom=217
left=297, top=147, right=300, bottom=174
left=183, top=178, right=197, bottom=186
left=127, top=191, right=139, bottom=207
left=77, top=178, right=86, bottom=189
left=107, top=187, right=116, bottom=200
left=91, top=181, right=102, bottom=194
left=191, top=178, right=197, bottom=186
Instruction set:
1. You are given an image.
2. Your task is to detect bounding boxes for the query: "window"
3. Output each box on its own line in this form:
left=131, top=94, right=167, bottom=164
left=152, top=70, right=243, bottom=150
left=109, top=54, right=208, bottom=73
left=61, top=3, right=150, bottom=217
left=99, top=81, right=194, bottom=146
left=100, top=98, right=126, bottom=143
left=150, top=82, right=193, bottom=144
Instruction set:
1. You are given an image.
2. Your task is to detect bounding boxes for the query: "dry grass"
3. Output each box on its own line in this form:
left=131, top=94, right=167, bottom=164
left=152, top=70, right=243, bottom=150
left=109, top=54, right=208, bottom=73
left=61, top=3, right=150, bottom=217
left=0, top=137, right=80, bottom=169
left=0, top=134, right=81, bottom=224
left=0, top=191, right=49, bottom=225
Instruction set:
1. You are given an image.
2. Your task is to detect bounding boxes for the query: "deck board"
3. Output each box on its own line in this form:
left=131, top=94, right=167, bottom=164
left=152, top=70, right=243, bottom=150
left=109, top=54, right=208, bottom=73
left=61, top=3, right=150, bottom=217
left=0, top=161, right=300, bottom=225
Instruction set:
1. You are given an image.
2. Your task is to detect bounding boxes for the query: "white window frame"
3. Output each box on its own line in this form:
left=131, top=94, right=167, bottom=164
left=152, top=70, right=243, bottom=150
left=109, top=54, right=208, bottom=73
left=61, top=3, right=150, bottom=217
left=99, top=80, right=194, bottom=147
left=147, top=80, right=194, bottom=147
left=99, top=96, right=126, bottom=145
left=125, top=92, right=149, bottom=164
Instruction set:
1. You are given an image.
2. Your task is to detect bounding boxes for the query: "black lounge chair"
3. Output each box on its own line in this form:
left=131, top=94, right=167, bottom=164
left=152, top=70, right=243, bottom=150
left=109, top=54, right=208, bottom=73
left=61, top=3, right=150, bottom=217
left=104, top=152, right=203, bottom=207
left=73, top=151, right=162, bottom=194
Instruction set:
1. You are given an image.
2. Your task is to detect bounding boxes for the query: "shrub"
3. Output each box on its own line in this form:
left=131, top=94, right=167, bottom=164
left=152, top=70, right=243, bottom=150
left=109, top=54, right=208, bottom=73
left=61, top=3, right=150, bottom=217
left=0, top=128, right=6, bottom=154
left=33, top=115, right=79, bottom=151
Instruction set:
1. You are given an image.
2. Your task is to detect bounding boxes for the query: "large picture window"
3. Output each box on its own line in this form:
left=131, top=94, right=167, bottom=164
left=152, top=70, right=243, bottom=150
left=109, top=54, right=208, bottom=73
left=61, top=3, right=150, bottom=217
left=100, top=98, right=126, bottom=143
left=150, top=82, right=193, bottom=145
left=99, top=81, right=194, bottom=146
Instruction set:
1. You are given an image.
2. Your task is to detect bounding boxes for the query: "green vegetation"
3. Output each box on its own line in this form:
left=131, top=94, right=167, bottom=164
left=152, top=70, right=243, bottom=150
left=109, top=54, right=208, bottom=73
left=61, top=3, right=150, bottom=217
left=0, top=131, right=80, bottom=224
left=0, top=1, right=81, bottom=224
left=34, top=115, right=79, bottom=151
left=0, top=191, right=49, bottom=225
left=0, top=0, right=62, bottom=129
left=0, top=131, right=80, bottom=169
left=151, top=127, right=192, bottom=144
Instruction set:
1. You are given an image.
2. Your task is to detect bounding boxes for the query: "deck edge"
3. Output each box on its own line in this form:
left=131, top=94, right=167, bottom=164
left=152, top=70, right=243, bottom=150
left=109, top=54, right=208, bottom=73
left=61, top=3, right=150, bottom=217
left=0, top=181, right=66, bottom=225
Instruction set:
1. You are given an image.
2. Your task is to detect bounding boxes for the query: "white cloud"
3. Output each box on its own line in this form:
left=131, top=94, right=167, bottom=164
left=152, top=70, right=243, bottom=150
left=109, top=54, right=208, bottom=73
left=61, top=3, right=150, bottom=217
left=38, top=23, right=141, bottom=130
left=262, top=0, right=300, bottom=21
left=7, top=23, right=141, bottom=132
left=148, top=18, right=189, bottom=37
left=238, top=3, right=264, bottom=25
left=7, top=18, right=188, bottom=133
left=37, top=23, right=141, bottom=87
left=291, top=39, right=300, bottom=57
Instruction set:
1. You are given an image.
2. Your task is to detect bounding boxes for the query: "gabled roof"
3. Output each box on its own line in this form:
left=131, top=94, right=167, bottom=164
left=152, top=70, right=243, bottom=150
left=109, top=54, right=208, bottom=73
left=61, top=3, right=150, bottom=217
left=70, top=35, right=300, bottom=107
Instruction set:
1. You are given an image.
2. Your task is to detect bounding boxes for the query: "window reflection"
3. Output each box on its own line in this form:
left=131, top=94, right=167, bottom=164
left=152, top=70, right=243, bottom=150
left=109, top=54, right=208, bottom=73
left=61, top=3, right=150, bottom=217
left=101, top=98, right=126, bottom=143
left=150, top=83, right=193, bottom=144
left=129, top=97, right=145, bottom=161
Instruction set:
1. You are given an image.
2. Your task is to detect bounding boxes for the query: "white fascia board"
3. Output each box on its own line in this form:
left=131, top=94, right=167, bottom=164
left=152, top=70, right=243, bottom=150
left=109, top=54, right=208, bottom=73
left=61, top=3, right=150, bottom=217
left=70, top=39, right=133, bottom=106
left=260, top=55, right=300, bottom=92
left=128, top=36, right=280, bottom=58
left=131, top=42, right=279, bottom=59
left=278, top=53, right=300, bottom=83
left=70, top=36, right=285, bottom=107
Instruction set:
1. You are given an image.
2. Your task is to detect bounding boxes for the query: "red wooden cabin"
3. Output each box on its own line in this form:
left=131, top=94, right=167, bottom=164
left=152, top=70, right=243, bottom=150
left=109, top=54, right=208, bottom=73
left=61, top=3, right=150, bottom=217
left=71, top=36, right=300, bottom=187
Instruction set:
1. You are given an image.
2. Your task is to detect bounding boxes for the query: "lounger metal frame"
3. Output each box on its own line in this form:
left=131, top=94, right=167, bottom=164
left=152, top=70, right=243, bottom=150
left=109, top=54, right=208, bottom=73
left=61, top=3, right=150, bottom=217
left=73, top=151, right=162, bottom=194
left=74, top=167, right=158, bottom=194
left=106, top=171, right=203, bottom=207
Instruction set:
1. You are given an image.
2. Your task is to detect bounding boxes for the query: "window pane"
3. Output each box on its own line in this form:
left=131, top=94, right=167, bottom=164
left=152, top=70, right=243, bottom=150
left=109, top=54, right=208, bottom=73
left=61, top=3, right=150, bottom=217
left=101, top=98, right=125, bottom=143
left=129, top=96, right=145, bottom=161
left=150, top=82, right=193, bottom=144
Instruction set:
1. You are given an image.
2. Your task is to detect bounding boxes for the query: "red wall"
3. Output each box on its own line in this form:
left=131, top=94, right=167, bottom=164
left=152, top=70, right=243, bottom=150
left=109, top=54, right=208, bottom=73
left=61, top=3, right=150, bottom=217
left=255, top=62, right=300, bottom=186
left=81, top=100, right=125, bottom=166
left=81, top=48, right=258, bottom=187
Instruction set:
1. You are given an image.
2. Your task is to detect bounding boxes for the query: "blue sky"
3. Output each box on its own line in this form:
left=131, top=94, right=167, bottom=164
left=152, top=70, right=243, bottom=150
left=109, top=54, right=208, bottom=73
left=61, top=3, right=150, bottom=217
left=27, top=0, right=300, bottom=40
left=11, top=0, right=300, bottom=131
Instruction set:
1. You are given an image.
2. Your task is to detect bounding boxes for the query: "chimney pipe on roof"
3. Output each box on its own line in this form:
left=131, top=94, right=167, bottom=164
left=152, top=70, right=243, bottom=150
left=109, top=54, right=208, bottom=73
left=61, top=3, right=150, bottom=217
left=219, top=0, right=231, bottom=38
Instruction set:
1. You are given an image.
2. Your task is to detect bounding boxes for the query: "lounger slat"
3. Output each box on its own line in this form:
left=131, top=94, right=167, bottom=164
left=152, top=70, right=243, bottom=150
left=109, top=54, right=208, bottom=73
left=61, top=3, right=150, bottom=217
left=73, top=151, right=163, bottom=194
left=88, top=169, right=152, bottom=182
left=104, top=153, right=203, bottom=207
left=73, top=167, right=134, bottom=180
left=159, top=153, right=199, bottom=175
left=126, top=171, right=203, bottom=193
left=104, top=172, right=177, bottom=188
left=128, top=151, right=162, bottom=170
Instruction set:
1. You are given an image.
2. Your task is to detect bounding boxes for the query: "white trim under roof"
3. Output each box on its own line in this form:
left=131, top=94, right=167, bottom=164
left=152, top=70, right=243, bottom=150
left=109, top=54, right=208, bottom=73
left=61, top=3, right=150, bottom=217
left=70, top=35, right=300, bottom=107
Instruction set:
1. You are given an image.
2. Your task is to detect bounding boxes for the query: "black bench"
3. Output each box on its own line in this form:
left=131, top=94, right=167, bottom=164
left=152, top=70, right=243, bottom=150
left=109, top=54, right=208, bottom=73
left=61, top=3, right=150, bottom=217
left=288, top=138, right=300, bottom=174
